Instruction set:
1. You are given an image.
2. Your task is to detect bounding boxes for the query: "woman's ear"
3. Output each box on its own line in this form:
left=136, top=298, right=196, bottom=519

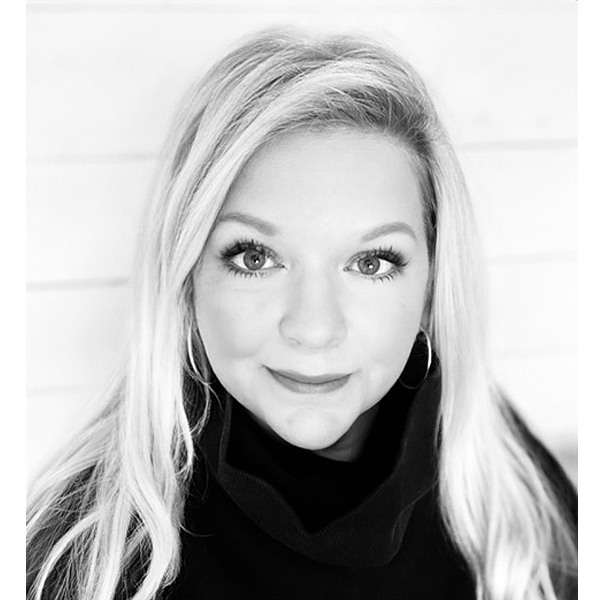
left=420, top=294, right=432, bottom=331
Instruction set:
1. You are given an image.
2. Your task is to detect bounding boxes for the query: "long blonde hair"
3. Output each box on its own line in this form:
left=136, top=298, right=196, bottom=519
left=27, top=28, right=576, bottom=600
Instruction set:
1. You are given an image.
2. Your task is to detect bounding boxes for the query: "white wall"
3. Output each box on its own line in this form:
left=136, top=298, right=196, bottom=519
left=26, top=0, right=578, bottom=481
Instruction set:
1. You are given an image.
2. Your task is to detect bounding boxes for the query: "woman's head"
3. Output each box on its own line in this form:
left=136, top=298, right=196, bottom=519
left=133, top=27, right=484, bottom=455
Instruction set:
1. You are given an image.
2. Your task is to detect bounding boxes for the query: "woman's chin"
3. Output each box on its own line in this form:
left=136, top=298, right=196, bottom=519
left=274, top=409, right=351, bottom=452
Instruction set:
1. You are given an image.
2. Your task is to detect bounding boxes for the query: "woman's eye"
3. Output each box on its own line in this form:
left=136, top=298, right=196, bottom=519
left=230, top=249, right=279, bottom=273
left=346, top=248, right=407, bottom=280
left=220, top=240, right=283, bottom=276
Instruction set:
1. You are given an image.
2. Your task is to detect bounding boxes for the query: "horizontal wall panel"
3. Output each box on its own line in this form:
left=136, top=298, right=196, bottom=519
left=27, top=286, right=130, bottom=392
left=27, top=161, right=153, bottom=283
left=488, top=258, right=576, bottom=356
left=27, top=389, right=100, bottom=482
left=27, top=3, right=576, bottom=159
left=460, top=147, right=577, bottom=261
left=27, top=147, right=576, bottom=284
left=492, top=351, right=577, bottom=446
left=492, top=351, right=577, bottom=484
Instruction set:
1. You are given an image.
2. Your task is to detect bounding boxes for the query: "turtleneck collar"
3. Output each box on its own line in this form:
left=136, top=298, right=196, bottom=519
left=199, top=365, right=442, bottom=568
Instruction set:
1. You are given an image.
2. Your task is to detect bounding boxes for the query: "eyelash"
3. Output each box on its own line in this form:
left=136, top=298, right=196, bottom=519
left=218, top=238, right=282, bottom=278
left=349, top=247, right=408, bottom=282
left=218, top=238, right=408, bottom=281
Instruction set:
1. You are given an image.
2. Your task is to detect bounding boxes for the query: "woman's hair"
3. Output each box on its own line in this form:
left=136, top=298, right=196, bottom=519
left=27, top=28, right=576, bottom=600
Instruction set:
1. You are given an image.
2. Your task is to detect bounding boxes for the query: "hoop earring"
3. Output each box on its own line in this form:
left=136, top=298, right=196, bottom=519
left=399, top=327, right=433, bottom=390
left=186, top=325, right=208, bottom=385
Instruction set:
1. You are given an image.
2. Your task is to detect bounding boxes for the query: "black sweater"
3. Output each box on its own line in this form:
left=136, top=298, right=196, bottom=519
left=163, top=368, right=576, bottom=600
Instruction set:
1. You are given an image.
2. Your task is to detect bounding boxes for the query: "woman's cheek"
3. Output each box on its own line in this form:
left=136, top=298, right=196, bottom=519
left=358, top=286, right=425, bottom=381
left=201, top=285, right=278, bottom=359
left=361, top=282, right=422, bottom=337
left=373, top=308, right=417, bottom=368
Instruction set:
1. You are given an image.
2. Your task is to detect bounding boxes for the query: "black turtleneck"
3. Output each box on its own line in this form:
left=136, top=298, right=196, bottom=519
left=225, top=395, right=406, bottom=533
left=163, top=367, right=575, bottom=599
left=164, top=367, right=475, bottom=599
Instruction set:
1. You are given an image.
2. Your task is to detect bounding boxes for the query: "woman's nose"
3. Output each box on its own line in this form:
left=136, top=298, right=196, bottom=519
left=279, top=269, right=348, bottom=350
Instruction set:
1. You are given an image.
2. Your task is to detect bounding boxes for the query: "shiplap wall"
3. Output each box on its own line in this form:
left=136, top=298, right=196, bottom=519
left=26, top=0, right=578, bottom=481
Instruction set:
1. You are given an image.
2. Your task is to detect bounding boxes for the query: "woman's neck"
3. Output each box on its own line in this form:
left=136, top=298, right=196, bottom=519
left=312, top=403, right=381, bottom=462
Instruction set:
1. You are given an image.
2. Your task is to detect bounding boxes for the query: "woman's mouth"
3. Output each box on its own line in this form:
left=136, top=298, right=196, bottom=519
left=266, top=368, right=351, bottom=395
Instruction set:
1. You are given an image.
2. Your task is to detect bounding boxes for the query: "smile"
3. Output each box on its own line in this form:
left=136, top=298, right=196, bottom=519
left=267, top=368, right=351, bottom=395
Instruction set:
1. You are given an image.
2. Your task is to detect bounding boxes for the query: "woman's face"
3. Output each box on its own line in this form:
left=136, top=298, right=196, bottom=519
left=193, top=130, right=430, bottom=457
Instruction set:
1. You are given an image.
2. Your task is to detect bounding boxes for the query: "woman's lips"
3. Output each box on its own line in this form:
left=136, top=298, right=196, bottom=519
left=267, top=368, right=351, bottom=395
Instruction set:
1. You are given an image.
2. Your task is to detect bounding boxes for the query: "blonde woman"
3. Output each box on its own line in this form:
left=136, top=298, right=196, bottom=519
left=27, top=29, right=577, bottom=600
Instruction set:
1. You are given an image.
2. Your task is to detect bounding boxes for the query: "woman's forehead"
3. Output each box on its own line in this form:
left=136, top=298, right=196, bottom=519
left=220, top=129, right=425, bottom=240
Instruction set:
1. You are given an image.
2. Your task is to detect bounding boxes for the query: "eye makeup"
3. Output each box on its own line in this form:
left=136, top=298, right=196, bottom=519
left=217, top=238, right=409, bottom=281
left=346, top=246, right=409, bottom=282
left=218, top=238, right=283, bottom=278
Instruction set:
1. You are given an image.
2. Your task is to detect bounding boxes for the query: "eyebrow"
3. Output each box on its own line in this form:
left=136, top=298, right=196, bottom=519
left=360, top=221, right=418, bottom=243
left=216, top=211, right=279, bottom=236
left=217, top=211, right=417, bottom=242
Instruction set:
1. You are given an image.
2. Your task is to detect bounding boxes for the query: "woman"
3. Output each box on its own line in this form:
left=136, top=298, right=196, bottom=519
left=27, top=29, right=577, bottom=600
